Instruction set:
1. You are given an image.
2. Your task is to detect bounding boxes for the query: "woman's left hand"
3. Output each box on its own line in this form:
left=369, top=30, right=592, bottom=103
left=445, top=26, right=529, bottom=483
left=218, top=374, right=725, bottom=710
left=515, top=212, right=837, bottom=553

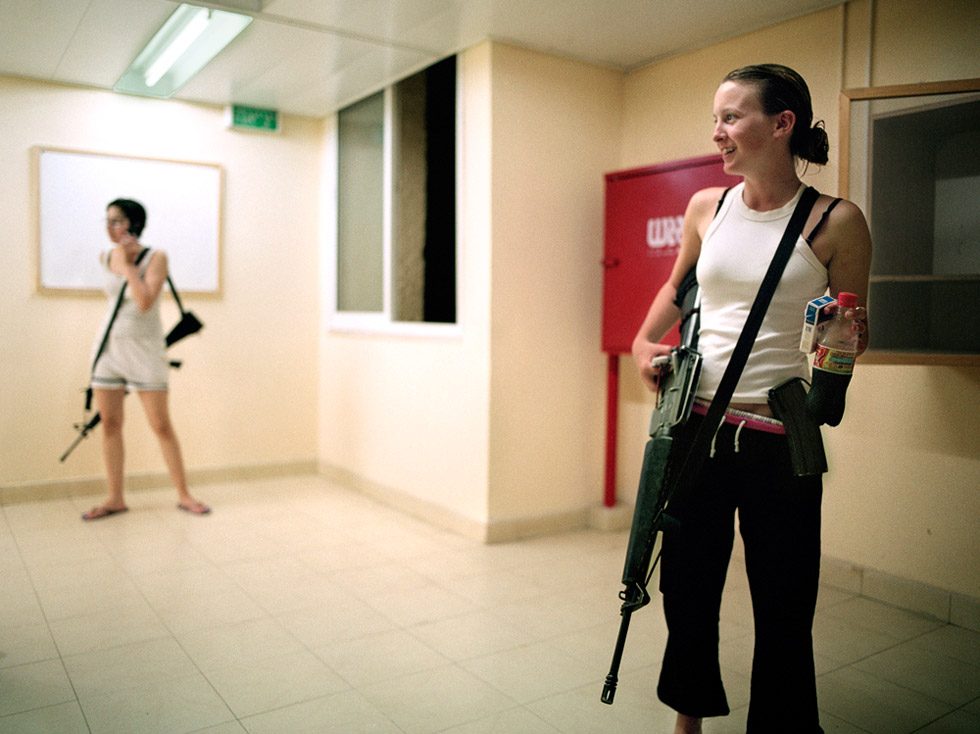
left=822, top=302, right=869, bottom=353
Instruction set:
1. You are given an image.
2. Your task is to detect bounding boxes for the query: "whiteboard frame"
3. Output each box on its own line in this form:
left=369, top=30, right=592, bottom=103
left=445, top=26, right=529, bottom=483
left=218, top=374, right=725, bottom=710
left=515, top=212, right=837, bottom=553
left=34, top=146, right=223, bottom=297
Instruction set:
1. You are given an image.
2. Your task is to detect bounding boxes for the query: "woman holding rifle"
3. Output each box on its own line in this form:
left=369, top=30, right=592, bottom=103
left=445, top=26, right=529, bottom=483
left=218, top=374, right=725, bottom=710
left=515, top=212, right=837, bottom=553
left=631, top=65, right=870, bottom=732
left=82, top=198, right=209, bottom=520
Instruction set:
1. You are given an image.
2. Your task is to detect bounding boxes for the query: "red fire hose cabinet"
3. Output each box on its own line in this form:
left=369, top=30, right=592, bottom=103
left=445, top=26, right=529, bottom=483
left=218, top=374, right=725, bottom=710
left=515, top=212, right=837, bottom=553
left=600, top=154, right=739, bottom=508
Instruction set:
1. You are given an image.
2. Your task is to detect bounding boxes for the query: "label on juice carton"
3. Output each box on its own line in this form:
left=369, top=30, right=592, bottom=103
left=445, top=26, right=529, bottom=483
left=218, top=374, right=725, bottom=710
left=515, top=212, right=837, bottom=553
left=800, top=295, right=837, bottom=353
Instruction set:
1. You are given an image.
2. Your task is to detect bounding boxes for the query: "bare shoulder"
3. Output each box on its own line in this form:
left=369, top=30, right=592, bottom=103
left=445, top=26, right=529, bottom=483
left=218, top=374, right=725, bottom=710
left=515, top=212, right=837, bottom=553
left=686, top=186, right=729, bottom=232
left=688, top=186, right=729, bottom=214
left=814, top=197, right=873, bottom=301
left=145, top=248, right=169, bottom=274
left=833, top=198, right=869, bottom=229
left=824, top=198, right=870, bottom=248
left=809, top=196, right=870, bottom=254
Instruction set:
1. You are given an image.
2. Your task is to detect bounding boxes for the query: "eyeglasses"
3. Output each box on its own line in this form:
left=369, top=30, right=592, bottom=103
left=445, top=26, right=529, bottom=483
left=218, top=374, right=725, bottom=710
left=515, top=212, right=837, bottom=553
left=106, top=218, right=128, bottom=228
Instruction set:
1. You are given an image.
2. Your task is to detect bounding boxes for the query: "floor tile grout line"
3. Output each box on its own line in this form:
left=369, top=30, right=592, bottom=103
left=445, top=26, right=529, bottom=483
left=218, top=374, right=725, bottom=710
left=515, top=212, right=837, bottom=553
left=0, top=503, right=96, bottom=731
left=3, top=483, right=977, bottom=733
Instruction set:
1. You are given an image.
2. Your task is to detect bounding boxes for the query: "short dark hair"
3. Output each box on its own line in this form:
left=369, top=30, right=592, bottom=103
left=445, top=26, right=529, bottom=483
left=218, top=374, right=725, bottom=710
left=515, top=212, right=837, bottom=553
left=107, top=198, right=147, bottom=236
left=723, top=64, right=829, bottom=166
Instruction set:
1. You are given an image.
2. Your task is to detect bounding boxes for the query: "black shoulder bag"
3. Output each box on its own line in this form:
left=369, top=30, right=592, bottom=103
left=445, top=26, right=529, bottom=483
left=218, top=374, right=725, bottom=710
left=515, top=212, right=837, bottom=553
left=164, top=272, right=204, bottom=348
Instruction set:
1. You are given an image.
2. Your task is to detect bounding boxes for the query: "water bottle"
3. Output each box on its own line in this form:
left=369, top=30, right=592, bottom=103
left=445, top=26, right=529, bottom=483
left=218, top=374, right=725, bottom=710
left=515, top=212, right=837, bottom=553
left=806, top=292, right=860, bottom=427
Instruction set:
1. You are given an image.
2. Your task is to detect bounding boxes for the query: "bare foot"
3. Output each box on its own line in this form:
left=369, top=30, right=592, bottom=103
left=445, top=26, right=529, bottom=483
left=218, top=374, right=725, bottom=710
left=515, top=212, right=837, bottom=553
left=177, top=499, right=211, bottom=515
left=82, top=505, right=128, bottom=521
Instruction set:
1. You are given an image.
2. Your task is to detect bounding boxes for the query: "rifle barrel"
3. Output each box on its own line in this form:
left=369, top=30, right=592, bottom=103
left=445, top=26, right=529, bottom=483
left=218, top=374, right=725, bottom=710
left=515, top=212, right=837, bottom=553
left=601, top=607, right=633, bottom=704
left=59, top=433, right=87, bottom=463
left=59, top=413, right=101, bottom=463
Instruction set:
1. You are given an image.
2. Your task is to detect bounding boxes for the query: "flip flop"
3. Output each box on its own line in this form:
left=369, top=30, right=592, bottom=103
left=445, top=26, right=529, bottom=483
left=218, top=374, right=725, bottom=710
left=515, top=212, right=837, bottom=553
left=177, top=501, right=211, bottom=515
left=82, top=506, right=128, bottom=521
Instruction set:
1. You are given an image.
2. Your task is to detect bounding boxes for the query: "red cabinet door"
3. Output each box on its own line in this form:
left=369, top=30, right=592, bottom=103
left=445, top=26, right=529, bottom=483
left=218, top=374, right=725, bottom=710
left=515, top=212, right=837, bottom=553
left=601, top=154, right=739, bottom=354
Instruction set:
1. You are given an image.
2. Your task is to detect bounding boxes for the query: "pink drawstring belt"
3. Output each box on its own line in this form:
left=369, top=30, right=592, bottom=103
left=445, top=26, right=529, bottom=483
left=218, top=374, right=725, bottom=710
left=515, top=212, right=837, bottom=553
left=693, top=400, right=786, bottom=457
left=692, top=400, right=786, bottom=435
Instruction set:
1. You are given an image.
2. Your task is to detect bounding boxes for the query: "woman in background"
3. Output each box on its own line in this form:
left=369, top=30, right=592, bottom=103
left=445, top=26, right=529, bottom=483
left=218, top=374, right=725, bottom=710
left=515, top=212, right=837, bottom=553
left=630, top=65, right=870, bottom=732
left=82, top=198, right=209, bottom=520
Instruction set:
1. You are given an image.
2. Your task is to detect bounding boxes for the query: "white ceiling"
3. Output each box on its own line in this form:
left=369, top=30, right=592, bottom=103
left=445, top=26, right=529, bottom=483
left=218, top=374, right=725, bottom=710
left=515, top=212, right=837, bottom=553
left=0, top=0, right=845, bottom=117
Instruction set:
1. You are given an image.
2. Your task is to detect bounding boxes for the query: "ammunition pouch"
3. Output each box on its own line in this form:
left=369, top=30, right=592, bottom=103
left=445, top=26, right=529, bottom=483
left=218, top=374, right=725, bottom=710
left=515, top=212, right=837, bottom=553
left=767, top=377, right=827, bottom=476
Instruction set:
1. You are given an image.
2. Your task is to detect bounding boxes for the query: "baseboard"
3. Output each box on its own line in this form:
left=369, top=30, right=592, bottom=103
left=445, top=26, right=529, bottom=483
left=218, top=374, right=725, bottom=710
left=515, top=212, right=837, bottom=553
left=485, top=507, right=591, bottom=544
left=608, top=504, right=980, bottom=632
left=0, top=459, right=318, bottom=506
left=821, top=555, right=980, bottom=632
left=588, top=503, right=633, bottom=532
left=15, top=463, right=971, bottom=631
left=317, top=463, right=595, bottom=544
left=315, top=471, right=980, bottom=627
left=318, top=463, right=489, bottom=542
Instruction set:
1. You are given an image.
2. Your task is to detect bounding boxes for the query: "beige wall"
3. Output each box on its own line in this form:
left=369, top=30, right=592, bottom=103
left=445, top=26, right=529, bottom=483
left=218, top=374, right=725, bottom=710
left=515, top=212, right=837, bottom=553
left=868, top=0, right=980, bottom=85
left=0, top=77, right=321, bottom=495
left=614, top=0, right=980, bottom=598
left=318, top=43, right=495, bottom=535
left=488, top=44, right=621, bottom=531
left=317, top=43, right=622, bottom=539
left=621, top=6, right=842, bottom=193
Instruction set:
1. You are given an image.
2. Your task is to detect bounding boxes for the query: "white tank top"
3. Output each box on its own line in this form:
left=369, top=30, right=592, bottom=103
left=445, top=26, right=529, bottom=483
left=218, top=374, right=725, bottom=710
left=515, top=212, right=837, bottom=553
left=695, top=183, right=828, bottom=402
left=96, top=248, right=164, bottom=342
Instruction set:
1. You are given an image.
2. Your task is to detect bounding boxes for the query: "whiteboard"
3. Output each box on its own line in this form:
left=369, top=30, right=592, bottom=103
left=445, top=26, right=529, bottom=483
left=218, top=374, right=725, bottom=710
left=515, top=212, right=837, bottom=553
left=36, top=147, right=222, bottom=294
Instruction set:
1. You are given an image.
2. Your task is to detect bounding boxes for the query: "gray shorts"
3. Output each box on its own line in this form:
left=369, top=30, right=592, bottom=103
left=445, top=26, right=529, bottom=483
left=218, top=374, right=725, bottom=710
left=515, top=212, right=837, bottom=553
left=91, top=337, right=169, bottom=391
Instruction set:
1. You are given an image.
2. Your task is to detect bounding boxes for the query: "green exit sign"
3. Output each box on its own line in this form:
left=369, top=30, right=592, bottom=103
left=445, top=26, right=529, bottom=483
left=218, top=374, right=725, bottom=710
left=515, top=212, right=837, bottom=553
left=227, top=105, right=279, bottom=132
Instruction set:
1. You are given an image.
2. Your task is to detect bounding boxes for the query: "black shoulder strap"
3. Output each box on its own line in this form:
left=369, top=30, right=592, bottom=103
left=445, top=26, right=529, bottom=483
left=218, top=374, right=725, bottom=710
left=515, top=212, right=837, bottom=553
left=167, top=275, right=187, bottom=315
left=714, top=186, right=732, bottom=216
left=805, top=197, right=842, bottom=245
left=666, top=186, right=821, bottom=503
left=91, top=247, right=150, bottom=372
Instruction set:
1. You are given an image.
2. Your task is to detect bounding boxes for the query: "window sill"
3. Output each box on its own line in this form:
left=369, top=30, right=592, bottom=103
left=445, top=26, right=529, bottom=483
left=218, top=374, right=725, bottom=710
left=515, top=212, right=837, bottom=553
left=327, top=315, right=462, bottom=339
left=860, top=350, right=980, bottom=367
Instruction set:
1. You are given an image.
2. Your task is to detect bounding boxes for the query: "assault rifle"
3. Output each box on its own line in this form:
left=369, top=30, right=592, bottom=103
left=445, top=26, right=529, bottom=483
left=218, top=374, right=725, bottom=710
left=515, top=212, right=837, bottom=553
left=601, top=270, right=701, bottom=705
left=59, top=311, right=202, bottom=463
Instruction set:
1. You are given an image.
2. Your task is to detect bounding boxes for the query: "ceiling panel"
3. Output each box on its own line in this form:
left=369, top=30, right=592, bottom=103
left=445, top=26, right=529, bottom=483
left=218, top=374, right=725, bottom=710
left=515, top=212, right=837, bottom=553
left=263, top=0, right=469, bottom=52
left=309, top=44, right=442, bottom=114
left=0, top=0, right=846, bottom=117
left=484, top=0, right=844, bottom=70
left=53, top=0, right=175, bottom=87
left=0, top=0, right=89, bottom=77
left=180, top=18, right=435, bottom=114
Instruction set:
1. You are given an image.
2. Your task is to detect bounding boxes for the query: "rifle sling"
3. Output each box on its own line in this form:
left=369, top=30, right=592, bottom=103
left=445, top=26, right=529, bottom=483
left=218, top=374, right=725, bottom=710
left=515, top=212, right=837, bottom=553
left=166, top=274, right=188, bottom=316
left=87, top=247, right=151, bottom=409
left=665, top=186, right=821, bottom=505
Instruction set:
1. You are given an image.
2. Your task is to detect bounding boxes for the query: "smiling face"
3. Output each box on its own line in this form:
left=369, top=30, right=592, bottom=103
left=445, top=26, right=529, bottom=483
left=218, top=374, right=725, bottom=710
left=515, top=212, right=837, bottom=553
left=712, top=80, right=790, bottom=176
left=105, top=205, right=131, bottom=244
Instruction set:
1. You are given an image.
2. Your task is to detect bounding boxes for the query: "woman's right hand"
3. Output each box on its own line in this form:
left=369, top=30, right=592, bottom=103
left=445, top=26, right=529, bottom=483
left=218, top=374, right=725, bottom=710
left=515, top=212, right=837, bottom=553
left=628, top=187, right=721, bottom=393
left=632, top=339, right=673, bottom=393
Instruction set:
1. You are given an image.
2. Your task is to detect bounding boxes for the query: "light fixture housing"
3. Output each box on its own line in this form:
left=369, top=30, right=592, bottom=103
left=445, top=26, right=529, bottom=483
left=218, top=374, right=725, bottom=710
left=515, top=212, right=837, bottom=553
left=115, top=3, right=252, bottom=98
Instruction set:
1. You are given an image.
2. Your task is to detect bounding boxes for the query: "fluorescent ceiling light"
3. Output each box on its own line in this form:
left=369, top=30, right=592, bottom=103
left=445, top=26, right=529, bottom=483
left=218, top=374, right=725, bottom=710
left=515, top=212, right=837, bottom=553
left=115, top=3, right=252, bottom=99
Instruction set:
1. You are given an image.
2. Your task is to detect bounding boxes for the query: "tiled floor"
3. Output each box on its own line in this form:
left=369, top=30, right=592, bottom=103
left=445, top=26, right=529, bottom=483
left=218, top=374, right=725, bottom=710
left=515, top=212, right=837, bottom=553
left=1, top=475, right=978, bottom=733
